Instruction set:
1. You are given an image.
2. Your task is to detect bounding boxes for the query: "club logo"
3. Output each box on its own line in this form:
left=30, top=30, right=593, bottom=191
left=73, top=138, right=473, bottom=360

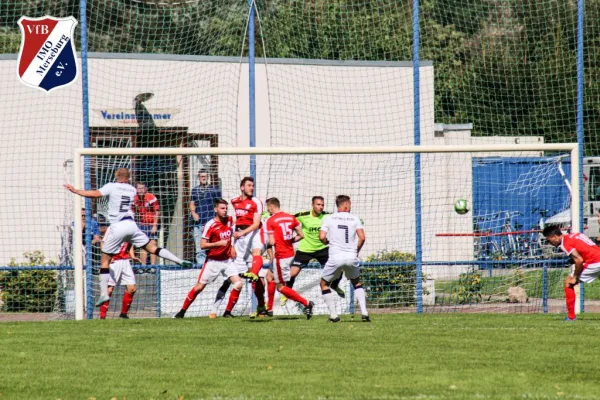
left=17, top=16, right=78, bottom=93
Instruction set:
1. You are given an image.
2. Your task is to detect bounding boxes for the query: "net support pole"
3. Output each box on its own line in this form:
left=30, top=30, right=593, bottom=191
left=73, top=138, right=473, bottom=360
left=571, top=144, right=582, bottom=314
left=73, top=153, right=84, bottom=321
left=542, top=262, right=548, bottom=314
left=79, top=0, right=93, bottom=319
left=248, top=0, right=257, bottom=314
left=412, top=0, right=423, bottom=314
left=576, top=0, right=585, bottom=313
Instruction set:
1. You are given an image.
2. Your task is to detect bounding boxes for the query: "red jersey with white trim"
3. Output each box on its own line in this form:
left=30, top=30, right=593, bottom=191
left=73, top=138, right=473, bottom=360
left=265, top=212, right=300, bottom=259
left=231, top=196, right=262, bottom=227
left=111, top=242, right=132, bottom=262
left=560, top=232, right=600, bottom=268
left=133, top=193, right=160, bottom=224
left=202, top=216, right=234, bottom=260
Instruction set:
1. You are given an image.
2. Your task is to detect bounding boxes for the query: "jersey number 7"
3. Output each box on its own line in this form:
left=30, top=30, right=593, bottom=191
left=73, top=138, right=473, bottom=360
left=337, top=225, right=349, bottom=243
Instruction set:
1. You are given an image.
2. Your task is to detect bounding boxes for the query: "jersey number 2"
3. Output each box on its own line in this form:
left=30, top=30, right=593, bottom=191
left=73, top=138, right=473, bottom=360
left=119, top=196, right=131, bottom=213
left=337, top=225, right=349, bottom=243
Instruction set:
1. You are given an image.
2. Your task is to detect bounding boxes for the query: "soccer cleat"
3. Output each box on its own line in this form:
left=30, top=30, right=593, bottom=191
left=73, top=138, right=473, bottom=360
left=99, top=316, right=106, bottom=320
left=279, top=295, right=288, bottom=307
left=95, top=295, right=110, bottom=307
left=250, top=305, right=268, bottom=319
left=119, top=313, right=129, bottom=319
left=304, top=301, right=314, bottom=320
left=564, top=316, right=577, bottom=322
left=331, top=286, right=346, bottom=299
left=361, top=315, right=371, bottom=322
left=223, top=310, right=235, bottom=318
left=266, top=310, right=274, bottom=317
left=328, top=317, right=341, bottom=323
left=180, top=260, right=193, bottom=269
left=209, top=313, right=217, bottom=319
left=173, top=310, right=186, bottom=319
left=240, top=272, right=259, bottom=282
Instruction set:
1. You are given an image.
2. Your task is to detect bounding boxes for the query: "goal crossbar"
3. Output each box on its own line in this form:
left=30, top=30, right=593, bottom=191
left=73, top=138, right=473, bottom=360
left=72, top=143, right=580, bottom=320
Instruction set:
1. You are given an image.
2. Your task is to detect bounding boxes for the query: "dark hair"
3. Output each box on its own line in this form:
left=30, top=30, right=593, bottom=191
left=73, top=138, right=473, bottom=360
left=335, top=195, right=351, bottom=207
left=213, top=198, right=228, bottom=207
left=240, top=176, right=254, bottom=187
left=542, top=225, right=563, bottom=237
left=198, top=169, right=208, bottom=176
left=266, top=197, right=280, bottom=208
left=312, top=196, right=324, bottom=204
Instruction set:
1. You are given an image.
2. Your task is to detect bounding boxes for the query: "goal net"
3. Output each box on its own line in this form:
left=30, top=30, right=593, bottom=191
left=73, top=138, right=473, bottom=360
left=69, top=144, right=578, bottom=320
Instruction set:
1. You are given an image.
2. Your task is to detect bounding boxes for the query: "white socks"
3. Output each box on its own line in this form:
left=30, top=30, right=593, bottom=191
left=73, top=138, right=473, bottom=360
left=100, top=270, right=110, bottom=298
left=158, top=248, right=182, bottom=264
left=322, top=290, right=338, bottom=319
left=354, top=287, right=368, bottom=316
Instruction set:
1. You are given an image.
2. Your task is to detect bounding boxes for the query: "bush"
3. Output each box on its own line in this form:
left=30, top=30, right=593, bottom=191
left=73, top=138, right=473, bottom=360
left=451, top=270, right=482, bottom=304
left=362, top=250, right=427, bottom=308
left=0, top=251, right=58, bottom=312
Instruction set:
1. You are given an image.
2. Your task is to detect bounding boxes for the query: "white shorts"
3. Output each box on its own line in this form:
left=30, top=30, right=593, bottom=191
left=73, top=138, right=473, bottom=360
left=271, top=256, right=293, bottom=284
left=322, top=257, right=360, bottom=283
left=234, top=229, right=265, bottom=264
left=571, top=262, right=600, bottom=283
left=108, top=259, right=136, bottom=286
left=103, top=220, right=149, bottom=255
left=197, top=259, right=238, bottom=285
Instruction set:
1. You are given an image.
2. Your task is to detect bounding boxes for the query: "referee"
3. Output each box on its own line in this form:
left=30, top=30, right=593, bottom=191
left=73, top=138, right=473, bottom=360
left=282, top=196, right=344, bottom=306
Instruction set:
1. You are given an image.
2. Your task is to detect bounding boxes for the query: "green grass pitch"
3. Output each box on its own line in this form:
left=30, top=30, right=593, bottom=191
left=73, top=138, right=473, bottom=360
left=2, top=314, right=600, bottom=399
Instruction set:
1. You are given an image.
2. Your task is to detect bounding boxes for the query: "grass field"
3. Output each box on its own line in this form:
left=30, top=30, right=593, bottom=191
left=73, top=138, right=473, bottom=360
left=2, top=314, right=600, bottom=399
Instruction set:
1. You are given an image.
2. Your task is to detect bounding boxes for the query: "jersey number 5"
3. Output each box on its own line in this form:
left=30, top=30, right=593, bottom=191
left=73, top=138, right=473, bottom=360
left=119, top=196, right=131, bottom=213
left=279, top=222, right=294, bottom=240
left=337, top=225, right=349, bottom=243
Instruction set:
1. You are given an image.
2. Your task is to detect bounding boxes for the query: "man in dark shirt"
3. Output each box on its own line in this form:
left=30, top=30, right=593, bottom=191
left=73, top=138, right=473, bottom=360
left=189, top=169, right=222, bottom=265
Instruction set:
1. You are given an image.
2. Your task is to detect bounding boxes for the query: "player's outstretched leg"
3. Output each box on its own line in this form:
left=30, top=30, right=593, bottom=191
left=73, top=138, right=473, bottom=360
left=99, top=286, right=114, bottom=319
left=278, top=284, right=313, bottom=320
left=267, top=272, right=276, bottom=317
left=564, top=278, right=577, bottom=321
left=320, top=278, right=340, bottom=322
left=120, top=285, right=136, bottom=319
left=223, top=285, right=242, bottom=317
left=144, top=241, right=192, bottom=269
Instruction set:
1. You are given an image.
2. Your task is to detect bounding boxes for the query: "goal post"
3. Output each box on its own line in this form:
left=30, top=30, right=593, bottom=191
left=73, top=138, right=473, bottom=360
left=73, top=143, right=580, bottom=320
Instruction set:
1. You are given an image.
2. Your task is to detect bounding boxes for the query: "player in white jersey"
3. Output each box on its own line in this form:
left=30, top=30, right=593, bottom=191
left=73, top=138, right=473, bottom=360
left=319, top=195, right=369, bottom=322
left=64, top=168, right=192, bottom=307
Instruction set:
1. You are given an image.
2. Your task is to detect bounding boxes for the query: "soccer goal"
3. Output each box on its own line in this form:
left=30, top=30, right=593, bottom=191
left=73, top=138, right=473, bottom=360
left=71, top=143, right=579, bottom=320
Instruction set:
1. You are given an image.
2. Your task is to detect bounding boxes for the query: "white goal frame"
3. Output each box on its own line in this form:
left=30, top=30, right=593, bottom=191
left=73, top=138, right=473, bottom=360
left=73, top=143, right=580, bottom=320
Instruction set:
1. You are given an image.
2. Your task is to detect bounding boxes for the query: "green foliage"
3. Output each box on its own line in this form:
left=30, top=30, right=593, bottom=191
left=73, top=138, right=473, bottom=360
left=0, top=251, right=58, bottom=313
left=362, top=250, right=423, bottom=307
left=451, top=270, right=482, bottom=304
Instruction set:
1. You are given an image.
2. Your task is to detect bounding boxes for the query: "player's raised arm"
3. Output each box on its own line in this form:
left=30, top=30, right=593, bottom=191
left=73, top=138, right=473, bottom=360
left=63, top=184, right=103, bottom=198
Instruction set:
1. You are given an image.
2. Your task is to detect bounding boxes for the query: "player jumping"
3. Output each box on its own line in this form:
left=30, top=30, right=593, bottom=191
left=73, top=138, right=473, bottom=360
left=64, top=168, right=192, bottom=307
left=174, top=198, right=244, bottom=318
left=265, top=197, right=314, bottom=319
left=543, top=225, right=600, bottom=321
left=319, top=195, right=369, bottom=323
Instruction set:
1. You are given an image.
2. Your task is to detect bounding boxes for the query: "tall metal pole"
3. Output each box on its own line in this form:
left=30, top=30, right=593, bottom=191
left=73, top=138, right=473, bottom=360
left=413, top=0, right=423, bottom=313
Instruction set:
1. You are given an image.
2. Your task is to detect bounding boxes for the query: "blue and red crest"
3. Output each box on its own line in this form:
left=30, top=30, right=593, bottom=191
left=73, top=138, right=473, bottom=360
left=17, top=16, right=78, bottom=93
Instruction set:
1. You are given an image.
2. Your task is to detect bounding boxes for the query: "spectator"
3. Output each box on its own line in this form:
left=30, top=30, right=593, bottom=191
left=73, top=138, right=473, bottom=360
left=133, top=182, right=160, bottom=265
left=77, top=208, right=102, bottom=246
left=189, top=169, right=221, bottom=265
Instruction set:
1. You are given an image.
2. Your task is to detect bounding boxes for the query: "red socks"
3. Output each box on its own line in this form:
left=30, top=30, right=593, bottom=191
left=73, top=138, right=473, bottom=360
left=251, top=255, right=263, bottom=275
left=267, top=281, right=276, bottom=311
left=250, top=256, right=265, bottom=306
left=565, top=285, right=576, bottom=320
left=99, top=300, right=110, bottom=319
left=121, top=292, right=134, bottom=315
left=279, top=286, right=308, bottom=307
left=182, top=288, right=199, bottom=311
left=226, top=288, right=241, bottom=312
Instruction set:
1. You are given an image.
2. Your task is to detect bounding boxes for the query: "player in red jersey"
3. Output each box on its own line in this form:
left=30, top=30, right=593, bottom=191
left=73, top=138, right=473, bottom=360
left=265, top=197, right=314, bottom=319
left=174, top=198, right=244, bottom=319
left=99, top=232, right=141, bottom=319
left=222, top=176, right=268, bottom=317
left=543, top=225, right=600, bottom=321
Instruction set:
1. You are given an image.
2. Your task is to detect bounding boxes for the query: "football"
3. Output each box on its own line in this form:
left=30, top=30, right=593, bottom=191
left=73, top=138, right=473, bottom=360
left=454, top=199, right=469, bottom=215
